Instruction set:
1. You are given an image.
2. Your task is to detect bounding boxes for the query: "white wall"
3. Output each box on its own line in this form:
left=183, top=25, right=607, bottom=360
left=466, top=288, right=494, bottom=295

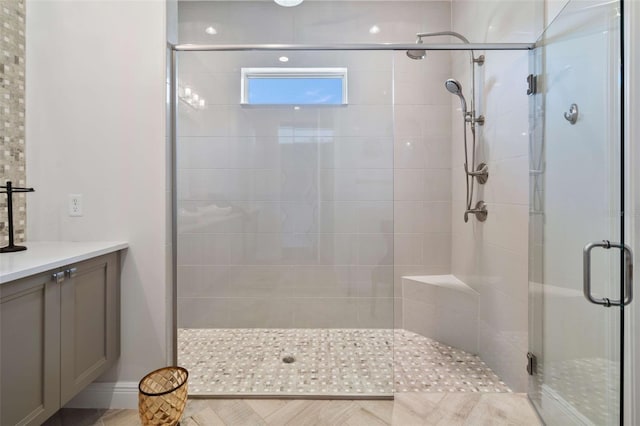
left=450, top=0, right=541, bottom=392
left=26, top=0, right=168, bottom=407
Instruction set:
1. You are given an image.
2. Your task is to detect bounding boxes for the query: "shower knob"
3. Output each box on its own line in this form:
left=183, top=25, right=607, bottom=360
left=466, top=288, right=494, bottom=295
left=475, top=163, right=488, bottom=184
left=464, top=201, right=488, bottom=223
left=466, top=163, right=489, bottom=184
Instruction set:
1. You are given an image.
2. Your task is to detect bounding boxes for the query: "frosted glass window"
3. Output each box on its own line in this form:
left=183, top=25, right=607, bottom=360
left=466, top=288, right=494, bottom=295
left=241, top=68, right=348, bottom=105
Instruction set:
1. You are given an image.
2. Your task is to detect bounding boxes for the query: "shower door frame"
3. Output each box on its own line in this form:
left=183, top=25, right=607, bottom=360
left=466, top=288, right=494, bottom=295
left=167, top=41, right=534, bottom=396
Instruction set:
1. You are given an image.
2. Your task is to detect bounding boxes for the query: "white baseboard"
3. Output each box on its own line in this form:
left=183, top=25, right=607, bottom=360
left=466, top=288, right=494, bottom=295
left=65, top=381, right=139, bottom=409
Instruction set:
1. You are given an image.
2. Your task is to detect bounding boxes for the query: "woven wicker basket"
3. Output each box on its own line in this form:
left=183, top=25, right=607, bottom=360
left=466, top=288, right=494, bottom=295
left=138, top=366, right=189, bottom=426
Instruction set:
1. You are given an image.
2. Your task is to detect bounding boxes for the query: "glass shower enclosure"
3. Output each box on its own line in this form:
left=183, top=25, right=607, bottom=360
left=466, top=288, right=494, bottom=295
left=169, top=36, right=535, bottom=400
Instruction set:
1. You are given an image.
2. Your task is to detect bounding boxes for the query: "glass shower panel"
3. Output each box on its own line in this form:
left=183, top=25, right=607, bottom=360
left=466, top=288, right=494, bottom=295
left=176, top=50, right=394, bottom=397
left=529, top=0, right=623, bottom=424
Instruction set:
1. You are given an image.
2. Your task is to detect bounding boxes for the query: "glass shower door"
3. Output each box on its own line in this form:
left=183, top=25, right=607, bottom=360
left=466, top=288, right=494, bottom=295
left=528, top=0, right=626, bottom=424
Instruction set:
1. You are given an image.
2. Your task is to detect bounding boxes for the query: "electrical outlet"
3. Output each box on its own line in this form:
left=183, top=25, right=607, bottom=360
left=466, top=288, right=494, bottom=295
left=68, top=194, right=83, bottom=217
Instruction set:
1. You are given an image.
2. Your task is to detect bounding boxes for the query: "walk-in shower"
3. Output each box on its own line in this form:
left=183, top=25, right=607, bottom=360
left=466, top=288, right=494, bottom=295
left=171, top=16, right=533, bottom=398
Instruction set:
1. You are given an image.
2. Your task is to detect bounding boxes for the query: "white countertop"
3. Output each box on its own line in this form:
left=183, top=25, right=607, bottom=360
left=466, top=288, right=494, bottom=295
left=0, top=241, right=128, bottom=284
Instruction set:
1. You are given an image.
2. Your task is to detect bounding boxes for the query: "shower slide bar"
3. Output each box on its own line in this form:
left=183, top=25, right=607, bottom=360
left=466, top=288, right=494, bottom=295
left=171, top=43, right=535, bottom=52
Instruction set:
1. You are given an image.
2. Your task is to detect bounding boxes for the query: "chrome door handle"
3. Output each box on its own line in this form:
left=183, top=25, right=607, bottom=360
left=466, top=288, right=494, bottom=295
left=583, top=240, right=633, bottom=307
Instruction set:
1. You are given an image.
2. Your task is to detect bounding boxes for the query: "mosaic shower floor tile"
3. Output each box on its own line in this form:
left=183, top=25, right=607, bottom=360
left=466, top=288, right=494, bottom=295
left=178, top=328, right=510, bottom=396
left=530, top=357, right=618, bottom=425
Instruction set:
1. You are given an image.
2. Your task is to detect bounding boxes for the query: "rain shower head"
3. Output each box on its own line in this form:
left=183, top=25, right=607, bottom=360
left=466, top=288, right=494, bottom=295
left=445, top=78, right=467, bottom=113
left=406, top=49, right=426, bottom=60
left=406, top=39, right=426, bottom=60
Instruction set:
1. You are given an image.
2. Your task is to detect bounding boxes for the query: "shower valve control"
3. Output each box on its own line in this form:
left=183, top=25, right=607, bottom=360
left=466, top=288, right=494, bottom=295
left=464, top=201, right=488, bottom=223
left=468, top=163, right=489, bottom=184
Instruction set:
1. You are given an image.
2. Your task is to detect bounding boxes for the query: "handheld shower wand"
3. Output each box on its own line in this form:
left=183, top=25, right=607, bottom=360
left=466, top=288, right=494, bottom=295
left=445, top=79, right=467, bottom=114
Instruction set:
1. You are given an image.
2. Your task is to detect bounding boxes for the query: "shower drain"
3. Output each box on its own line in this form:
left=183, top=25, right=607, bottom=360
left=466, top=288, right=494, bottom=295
left=282, top=356, right=295, bottom=364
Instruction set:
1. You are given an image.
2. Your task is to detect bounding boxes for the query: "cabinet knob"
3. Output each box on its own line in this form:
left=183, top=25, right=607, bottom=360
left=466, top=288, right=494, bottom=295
left=52, top=271, right=65, bottom=283
left=67, top=268, right=78, bottom=278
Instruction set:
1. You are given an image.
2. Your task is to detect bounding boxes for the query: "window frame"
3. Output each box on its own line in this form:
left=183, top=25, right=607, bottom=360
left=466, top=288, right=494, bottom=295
left=240, top=67, right=349, bottom=105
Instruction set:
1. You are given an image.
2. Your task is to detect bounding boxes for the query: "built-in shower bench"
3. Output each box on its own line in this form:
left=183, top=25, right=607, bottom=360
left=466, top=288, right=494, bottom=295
left=401, top=275, right=479, bottom=354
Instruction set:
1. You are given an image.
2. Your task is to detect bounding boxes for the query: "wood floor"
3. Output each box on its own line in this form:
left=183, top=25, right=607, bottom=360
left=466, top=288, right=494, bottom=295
left=45, top=393, right=542, bottom=425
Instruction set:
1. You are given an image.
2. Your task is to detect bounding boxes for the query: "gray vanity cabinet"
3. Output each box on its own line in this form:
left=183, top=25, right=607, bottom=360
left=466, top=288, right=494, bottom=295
left=0, top=271, right=61, bottom=426
left=60, top=252, right=120, bottom=405
left=0, top=251, right=121, bottom=426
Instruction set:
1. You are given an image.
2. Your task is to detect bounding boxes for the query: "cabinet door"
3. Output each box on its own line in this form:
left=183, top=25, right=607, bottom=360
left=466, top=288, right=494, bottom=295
left=60, top=252, right=120, bottom=405
left=0, top=272, right=61, bottom=426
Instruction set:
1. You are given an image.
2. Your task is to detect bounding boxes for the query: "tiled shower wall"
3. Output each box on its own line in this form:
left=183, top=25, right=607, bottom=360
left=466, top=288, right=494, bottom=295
left=176, top=49, right=396, bottom=328
left=393, top=49, right=453, bottom=328
left=0, top=0, right=26, bottom=243
left=176, top=0, right=452, bottom=329
left=450, top=0, right=542, bottom=392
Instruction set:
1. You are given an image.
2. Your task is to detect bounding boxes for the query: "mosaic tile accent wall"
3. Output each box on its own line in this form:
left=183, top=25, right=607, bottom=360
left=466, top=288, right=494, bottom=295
left=0, top=0, right=26, bottom=243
